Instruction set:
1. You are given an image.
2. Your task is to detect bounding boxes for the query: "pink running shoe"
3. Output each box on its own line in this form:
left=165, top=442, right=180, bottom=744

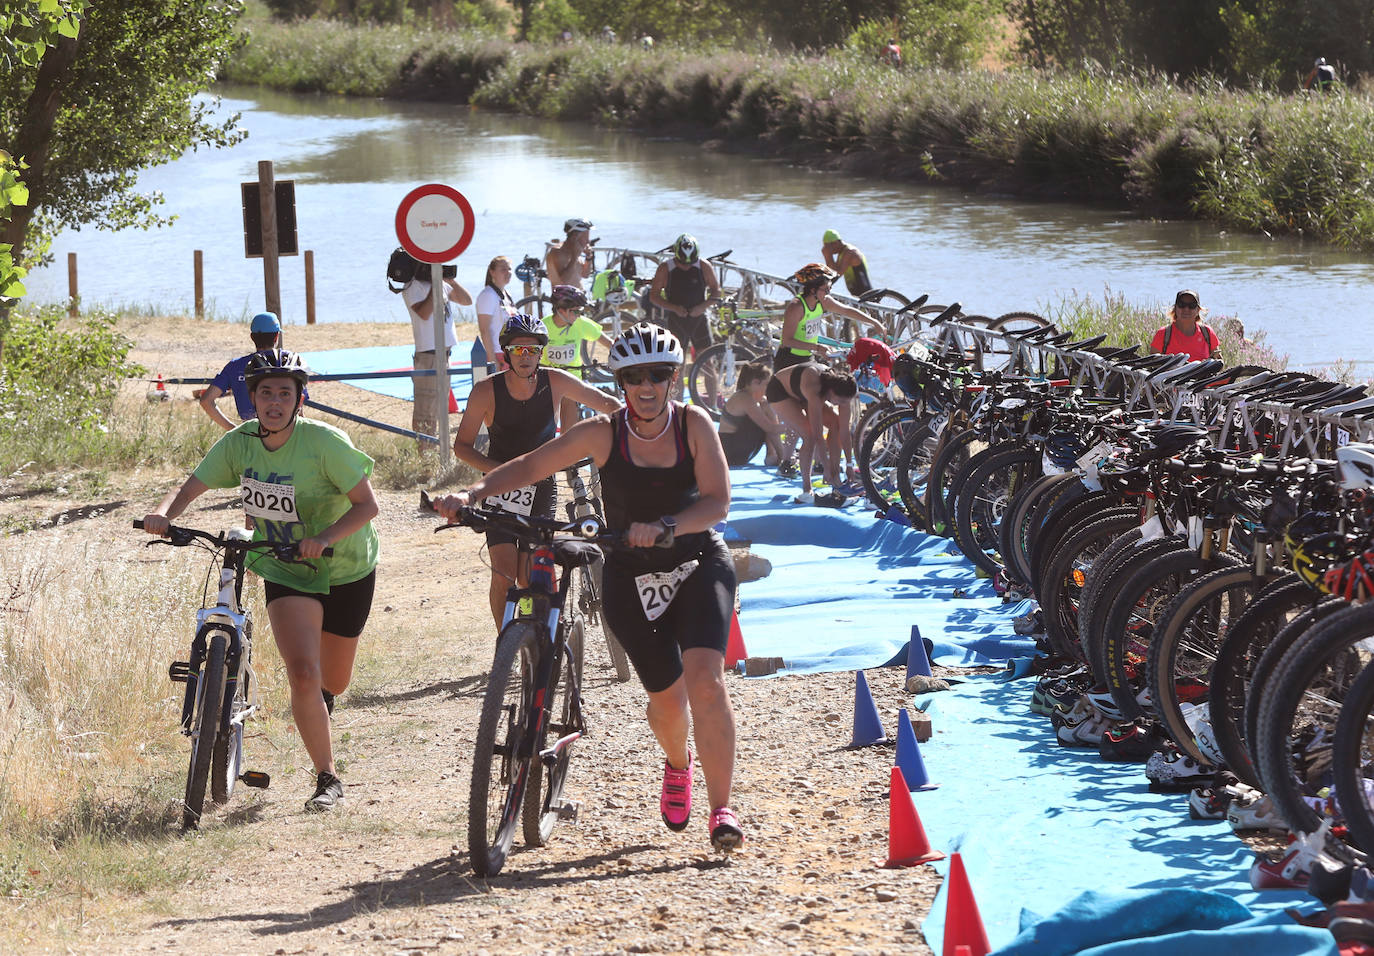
left=660, top=750, right=692, bottom=832
left=710, top=806, right=744, bottom=851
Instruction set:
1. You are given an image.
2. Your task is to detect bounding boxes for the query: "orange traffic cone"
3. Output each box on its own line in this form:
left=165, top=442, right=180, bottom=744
left=942, top=852, right=990, bottom=956
left=882, top=766, right=944, bottom=867
left=156, top=373, right=166, bottom=393
left=725, top=609, right=748, bottom=670
left=448, top=388, right=458, bottom=413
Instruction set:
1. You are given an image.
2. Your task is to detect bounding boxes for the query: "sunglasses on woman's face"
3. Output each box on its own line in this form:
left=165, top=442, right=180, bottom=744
left=617, top=366, right=676, bottom=386
left=507, top=345, right=543, bottom=358
left=1177, top=301, right=1199, bottom=309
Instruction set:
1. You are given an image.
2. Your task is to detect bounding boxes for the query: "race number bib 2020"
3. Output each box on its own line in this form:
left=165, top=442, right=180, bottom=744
left=545, top=342, right=577, bottom=366
left=635, top=559, right=699, bottom=622
left=241, top=476, right=297, bottom=522
left=485, top=485, right=536, bottom=517
left=804, top=316, right=824, bottom=340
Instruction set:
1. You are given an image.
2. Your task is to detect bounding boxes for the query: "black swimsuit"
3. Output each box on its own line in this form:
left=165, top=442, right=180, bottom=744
left=598, top=404, right=738, bottom=692
left=485, top=369, right=557, bottom=547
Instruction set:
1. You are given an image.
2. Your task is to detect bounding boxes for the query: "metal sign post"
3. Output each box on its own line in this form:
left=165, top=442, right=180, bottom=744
left=394, top=184, right=476, bottom=471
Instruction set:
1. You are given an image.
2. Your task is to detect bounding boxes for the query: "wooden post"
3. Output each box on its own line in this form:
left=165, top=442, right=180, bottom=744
left=258, top=160, right=281, bottom=319
left=67, top=252, right=78, bottom=317
left=304, top=249, right=316, bottom=324
left=194, top=250, right=204, bottom=318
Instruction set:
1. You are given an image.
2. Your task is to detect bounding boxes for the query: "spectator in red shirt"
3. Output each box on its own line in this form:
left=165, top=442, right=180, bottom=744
left=1150, top=290, right=1220, bottom=362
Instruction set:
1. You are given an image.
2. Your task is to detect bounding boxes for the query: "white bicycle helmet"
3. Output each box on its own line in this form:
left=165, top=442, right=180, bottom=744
left=563, top=217, right=593, bottom=235
left=1337, top=442, right=1374, bottom=490
left=608, top=322, right=684, bottom=370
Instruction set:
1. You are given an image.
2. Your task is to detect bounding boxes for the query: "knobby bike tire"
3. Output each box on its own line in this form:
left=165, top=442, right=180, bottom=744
left=687, top=341, right=758, bottom=420
left=953, top=444, right=1041, bottom=578
left=469, top=621, right=540, bottom=877
left=1255, top=600, right=1370, bottom=837
left=1147, top=566, right=1267, bottom=766
left=857, top=408, right=929, bottom=511
left=924, top=429, right=983, bottom=538
left=1332, top=651, right=1374, bottom=853
left=940, top=442, right=1006, bottom=547
left=211, top=650, right=244, bottom=806
left=1083, top=535, right=1181, bottom=683
left=1027, top=490, right=1117, bottom=599
left=1099, top=544, right=1210, bottom=722
left=183, top=630, right=228, bottom=830
left=524, top=614, right=582, bottom=847
left=852, top=396, right=900, bottom=453
left=1000, top=472, right=1075, bottom=588
left=583, top=558, right=631, bottom=683
left=1209, top=575, right=1315, bottom=789
left=1022, top=478, right=1093, bottom=588
left=893, top=416, right=946, bottom=529
left=1039, top=510, right=1140, bottom=662
left=513, top=293, right=555, bottom=322
left=1244, top=597, right=1348, bottom=771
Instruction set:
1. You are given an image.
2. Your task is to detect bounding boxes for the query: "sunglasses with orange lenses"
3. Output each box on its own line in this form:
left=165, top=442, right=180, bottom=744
left=507, top=345, right=543, bottom=357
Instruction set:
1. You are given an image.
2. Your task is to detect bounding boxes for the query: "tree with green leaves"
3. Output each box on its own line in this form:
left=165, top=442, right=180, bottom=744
left=0, top=0, right=83, bottom=325
left=0, top=0, right=245, bottom=355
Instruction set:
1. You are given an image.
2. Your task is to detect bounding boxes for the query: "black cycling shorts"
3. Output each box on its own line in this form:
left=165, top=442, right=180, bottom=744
left=484, top=477, right=558, bottom=550
left=264, top=569, right=377, bottom=639
left=601, top=532, right=737, bottom=693
left=669, top=312, right=712, bottom=355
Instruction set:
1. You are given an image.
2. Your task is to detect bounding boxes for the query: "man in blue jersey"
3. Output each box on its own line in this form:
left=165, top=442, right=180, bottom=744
left=200, top=312, right=296, bottom=430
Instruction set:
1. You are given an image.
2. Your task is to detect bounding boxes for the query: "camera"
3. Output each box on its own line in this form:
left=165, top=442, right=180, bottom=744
left=442, top=263, right=457, bottom=279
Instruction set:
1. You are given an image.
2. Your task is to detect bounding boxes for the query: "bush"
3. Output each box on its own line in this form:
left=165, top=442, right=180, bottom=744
left=0, top=307, right=144, bottom=471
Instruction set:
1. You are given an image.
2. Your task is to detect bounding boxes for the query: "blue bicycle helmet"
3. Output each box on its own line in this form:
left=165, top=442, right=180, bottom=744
left=498, top=314, right=549, bottom=350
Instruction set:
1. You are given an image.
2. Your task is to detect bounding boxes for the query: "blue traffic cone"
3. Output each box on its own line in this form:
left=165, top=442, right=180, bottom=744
left=849, top=670, right=888, bottom=747
left=906, top=624, right=933, bottom=680
left=896, top=708, right=938, bottom=791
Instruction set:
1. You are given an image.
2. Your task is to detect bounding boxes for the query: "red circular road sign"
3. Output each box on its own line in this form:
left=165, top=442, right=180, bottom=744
left=394, top=183, right=475, bottom=263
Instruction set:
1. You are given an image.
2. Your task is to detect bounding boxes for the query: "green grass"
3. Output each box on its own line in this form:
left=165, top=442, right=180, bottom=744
left=220, top=18, right=1374, bottom=249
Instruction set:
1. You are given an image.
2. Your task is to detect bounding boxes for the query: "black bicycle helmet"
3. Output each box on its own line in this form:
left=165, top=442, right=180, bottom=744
left=244, top=348, right=310, bottom=392
left=550, top=284, right=588, bottom=309
left=672, top=234, right=699, bottom=264
left=498, top=314, right=549, bottom=350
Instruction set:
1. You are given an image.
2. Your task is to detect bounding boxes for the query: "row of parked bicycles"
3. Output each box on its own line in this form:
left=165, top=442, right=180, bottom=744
left=842, top=315, right=1374, bottom=896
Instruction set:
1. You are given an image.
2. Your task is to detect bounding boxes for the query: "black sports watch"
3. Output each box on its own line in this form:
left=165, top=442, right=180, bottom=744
left=658, top=515, right=677, bottom=545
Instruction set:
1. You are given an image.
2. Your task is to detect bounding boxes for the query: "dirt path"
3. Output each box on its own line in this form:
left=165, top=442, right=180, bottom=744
left=10, top=317, right=944, bottom=954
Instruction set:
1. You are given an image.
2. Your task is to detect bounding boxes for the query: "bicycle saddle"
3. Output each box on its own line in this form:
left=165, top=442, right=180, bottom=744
left=929, top=302, right=963, bottom=325
left=1095, top=345, right=1140, bottom=361
left=1060, top=334, right=1109, bottom=352
left=1153, top=357, right=1224, bottom=385
left=895, top=294, right=931, bottom=315
left=1295, top=384, right=1367, bottom=410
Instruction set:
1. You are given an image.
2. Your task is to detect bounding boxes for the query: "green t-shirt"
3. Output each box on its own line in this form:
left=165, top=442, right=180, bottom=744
left=544, top=315, right=603, bottom=370
left=193, top=417, right=379, bottom=594
left=591, top=269, right=636, bottom=303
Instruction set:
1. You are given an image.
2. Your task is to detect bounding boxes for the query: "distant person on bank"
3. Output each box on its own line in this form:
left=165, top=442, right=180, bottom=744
left=1150, top=290, right=1220, bottom=362
left=820, top=230, right=874, bottom=298
left=201, top=311, right=309, bottom=430
left=1306, top=57, right=1338, bottom=92
left=404, top=267, right=472, bottom=439
left=474, top=255, right=518, bottom=380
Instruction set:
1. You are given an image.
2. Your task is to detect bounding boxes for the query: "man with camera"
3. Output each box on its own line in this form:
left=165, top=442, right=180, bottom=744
left=403, top=260, right=472, bottom=440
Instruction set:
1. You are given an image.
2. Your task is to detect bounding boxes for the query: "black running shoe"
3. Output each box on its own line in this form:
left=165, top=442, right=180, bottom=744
left=305, top=771, right=344, bottom=812
left=1098, top=722, right=1162, bottom=762
left=322, top=689, right=336, bottom=715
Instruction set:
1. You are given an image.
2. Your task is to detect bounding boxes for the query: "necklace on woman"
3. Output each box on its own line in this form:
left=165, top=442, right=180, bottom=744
left=629, top=403, right=673, bottom=442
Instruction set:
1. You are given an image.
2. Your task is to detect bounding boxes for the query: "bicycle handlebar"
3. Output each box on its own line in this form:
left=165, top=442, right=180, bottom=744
left=132, top=520, right=333, bottom=559
left=419, top=491, right=672, bottom=548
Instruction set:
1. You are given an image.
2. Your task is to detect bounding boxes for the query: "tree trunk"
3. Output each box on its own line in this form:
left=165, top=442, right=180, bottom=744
left=1, top=32, right=83, bottom=268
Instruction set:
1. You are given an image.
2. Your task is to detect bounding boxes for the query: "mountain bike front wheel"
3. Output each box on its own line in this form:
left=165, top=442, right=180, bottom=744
left=183, top=630, right=229, bottom=830
left=469, top=621, right=539, bottom=877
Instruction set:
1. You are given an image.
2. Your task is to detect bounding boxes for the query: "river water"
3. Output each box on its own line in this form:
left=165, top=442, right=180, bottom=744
left=24, top=84, right=1373, bottom=371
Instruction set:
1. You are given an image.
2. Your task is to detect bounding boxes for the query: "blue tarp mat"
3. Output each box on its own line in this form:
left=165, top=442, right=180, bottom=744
left=728, top=464, right=1035, bottom=673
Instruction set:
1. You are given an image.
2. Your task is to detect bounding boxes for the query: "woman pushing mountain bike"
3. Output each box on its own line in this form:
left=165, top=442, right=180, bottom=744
left=142, top=349, right=380, bottom=814
left=436, top=322, right=745, bottom=852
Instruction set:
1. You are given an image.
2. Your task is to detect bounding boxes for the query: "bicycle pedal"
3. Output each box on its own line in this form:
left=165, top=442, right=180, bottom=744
left=168, top=661, right=191, bottom=682
left=552, top=799, right=580, bottom=822
left=239, top=770, right=271, bottom=789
